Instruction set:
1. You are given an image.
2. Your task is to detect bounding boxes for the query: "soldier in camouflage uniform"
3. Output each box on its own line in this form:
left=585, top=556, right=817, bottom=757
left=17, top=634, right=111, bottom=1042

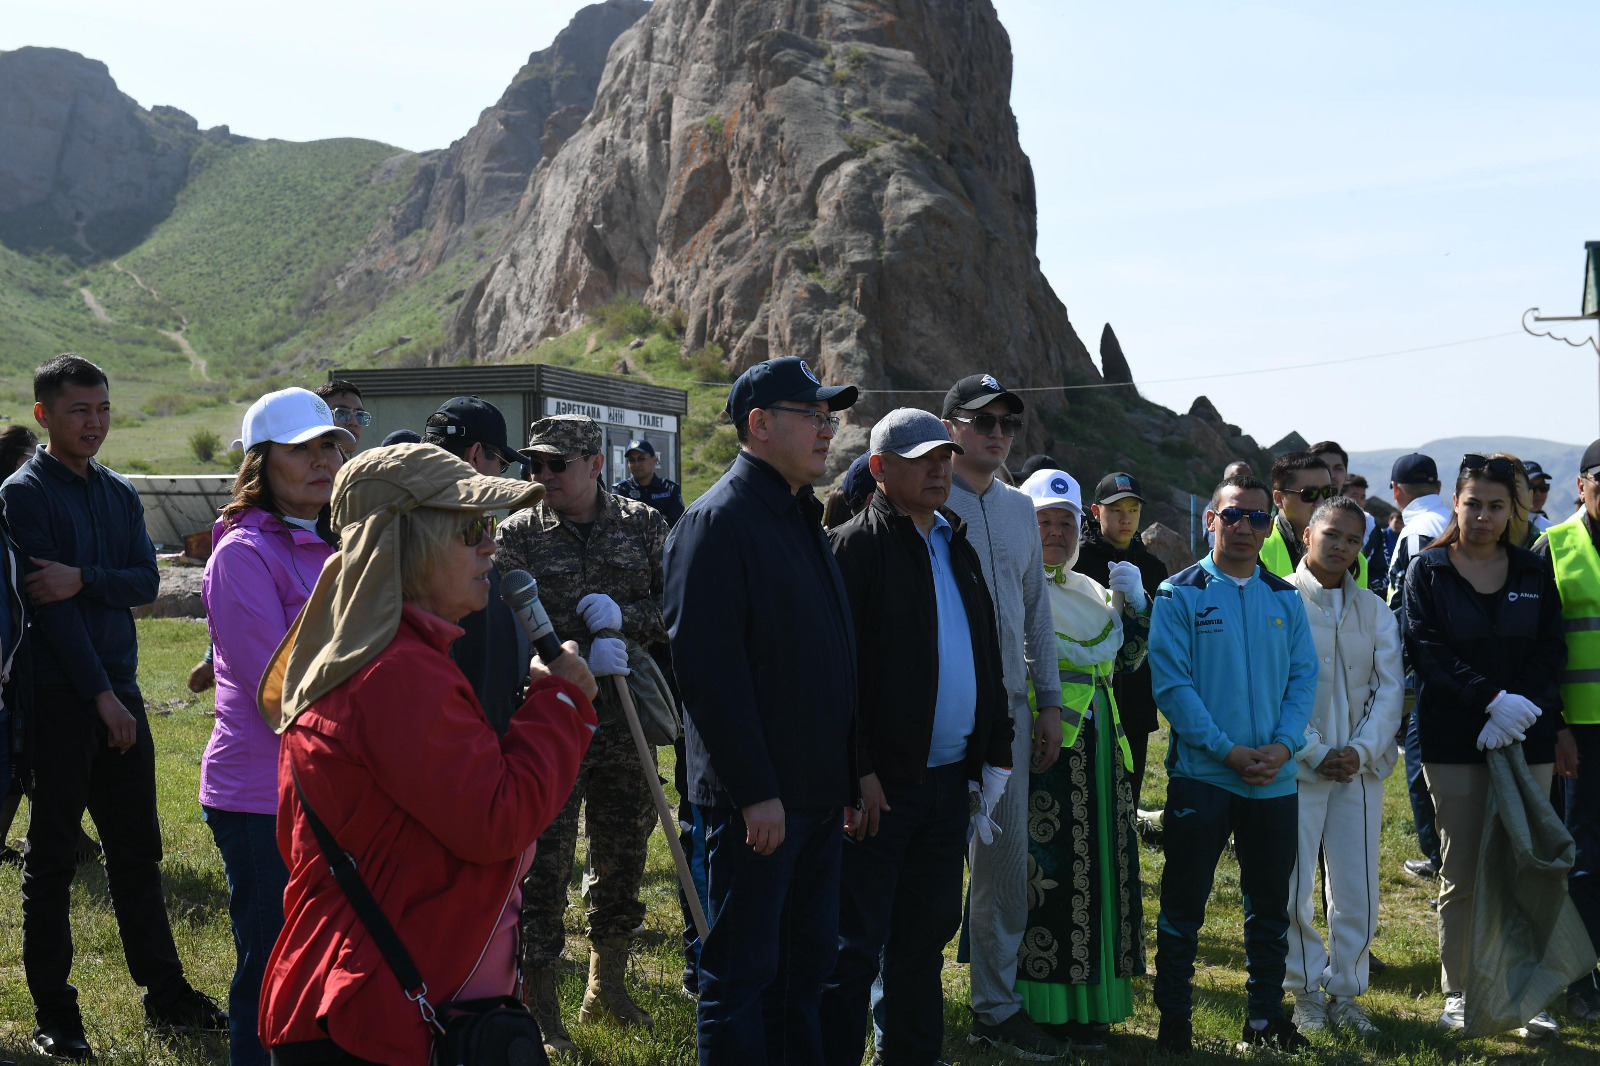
left=495, top=414, right=668, bottom=1051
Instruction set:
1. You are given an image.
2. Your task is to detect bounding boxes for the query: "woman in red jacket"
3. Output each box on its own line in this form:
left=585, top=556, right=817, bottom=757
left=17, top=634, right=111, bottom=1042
left=255, top=443, right=599, bottom=1065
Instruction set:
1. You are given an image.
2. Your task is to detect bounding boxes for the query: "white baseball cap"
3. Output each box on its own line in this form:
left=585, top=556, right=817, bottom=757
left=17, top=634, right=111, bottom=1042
left=1021, top=468, right=1083, bottom=517
left=234, top=388, right=356, bottom=452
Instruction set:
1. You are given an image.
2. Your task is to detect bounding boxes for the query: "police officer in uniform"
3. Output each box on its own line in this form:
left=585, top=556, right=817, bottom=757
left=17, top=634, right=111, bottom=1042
left=494, top=414, right=670, bottom=1052
left=613, top=439, right=685, bottom=526
left=1533, top=437, right=1600, bottom=1021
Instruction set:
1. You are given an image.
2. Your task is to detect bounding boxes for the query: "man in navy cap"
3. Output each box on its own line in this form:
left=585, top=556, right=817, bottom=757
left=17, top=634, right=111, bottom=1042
left=1384, top=452, right=1448, bottom=884
left=614, top=439, right=685, bottom=526
left=664, top=356, right=859, bottom=1066
left=1523, top=460, right=1554, bottom=533
left=421, top=397, right=528, bottom=733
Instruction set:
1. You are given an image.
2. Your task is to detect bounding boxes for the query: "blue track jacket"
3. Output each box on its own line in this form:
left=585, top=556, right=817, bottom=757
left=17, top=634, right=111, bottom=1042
left=1149, top=554, right=1318, bottom=798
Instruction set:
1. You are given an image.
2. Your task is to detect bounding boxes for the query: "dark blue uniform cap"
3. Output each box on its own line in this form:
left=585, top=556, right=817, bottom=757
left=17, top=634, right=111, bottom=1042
left=1390, top=452, right=1438, bottom=485
left=625, top=439, right=656, bottom=457
left=725, top=357, right=858, bottom=426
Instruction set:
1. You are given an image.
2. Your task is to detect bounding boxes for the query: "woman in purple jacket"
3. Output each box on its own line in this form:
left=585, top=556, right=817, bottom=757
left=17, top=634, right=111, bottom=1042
left=201, top=388, right=350, bottom=1066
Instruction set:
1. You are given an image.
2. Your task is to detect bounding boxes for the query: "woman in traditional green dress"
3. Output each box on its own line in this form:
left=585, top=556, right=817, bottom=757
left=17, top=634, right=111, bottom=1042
left=1016, top=468, right=1150, bottom=1049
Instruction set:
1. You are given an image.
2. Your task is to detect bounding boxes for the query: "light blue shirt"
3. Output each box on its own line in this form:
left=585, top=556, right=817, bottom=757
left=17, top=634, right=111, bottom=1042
left=925, top=512, right=977, bottom=767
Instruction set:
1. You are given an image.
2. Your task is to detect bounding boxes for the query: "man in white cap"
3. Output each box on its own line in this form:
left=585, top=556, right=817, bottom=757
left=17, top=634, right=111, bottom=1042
left=819, top=409, right=1014, bottom=1066
left=939, top=374, right=1069, bottom=1060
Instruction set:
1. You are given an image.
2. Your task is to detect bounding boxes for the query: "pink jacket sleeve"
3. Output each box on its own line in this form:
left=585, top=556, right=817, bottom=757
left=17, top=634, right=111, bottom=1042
left=205, top=534, right=295, bottom=703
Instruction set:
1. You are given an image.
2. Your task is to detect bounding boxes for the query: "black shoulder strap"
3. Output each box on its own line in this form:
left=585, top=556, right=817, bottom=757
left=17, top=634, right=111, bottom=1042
left=290, top=765, right=433, bottom=1010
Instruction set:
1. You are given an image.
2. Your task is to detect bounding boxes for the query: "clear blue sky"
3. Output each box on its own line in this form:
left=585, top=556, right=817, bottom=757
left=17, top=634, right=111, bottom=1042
left=7, top=0, right=1600, bottom=453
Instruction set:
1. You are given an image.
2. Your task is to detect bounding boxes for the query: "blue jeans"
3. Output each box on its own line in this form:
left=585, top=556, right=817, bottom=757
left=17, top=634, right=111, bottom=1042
left=697, top=804, right=842, bottom=1066
left=1566, top=724, right=1600, bottom=997
left=1153, top=776, right=1298, bottom=1022
left=1404, top=702, right=1442, bottom=867
left=820, top=762, right=967, bottom=1066
left=204, top=806, right=288, bottom=1066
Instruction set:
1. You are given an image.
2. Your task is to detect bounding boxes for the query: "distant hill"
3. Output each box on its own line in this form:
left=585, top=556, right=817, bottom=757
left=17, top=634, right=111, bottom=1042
left=1348, top=437, right=1588, bottom=514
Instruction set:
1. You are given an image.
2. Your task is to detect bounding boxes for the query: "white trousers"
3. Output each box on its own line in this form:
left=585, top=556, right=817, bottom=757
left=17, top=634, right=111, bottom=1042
left=1283, top=773, right=1383, bottom=1001
left=966, top=693, right=1034, bottom=1024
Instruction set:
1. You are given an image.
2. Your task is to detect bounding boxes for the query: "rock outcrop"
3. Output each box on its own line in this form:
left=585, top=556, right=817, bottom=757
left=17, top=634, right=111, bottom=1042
left=452, top=0, right=1100, bottom=430
left=0, top=47, right=240, bottom=257
left=1100, top=323, right=1134, bottom=389
left=335, top=0, right=651, bottom=293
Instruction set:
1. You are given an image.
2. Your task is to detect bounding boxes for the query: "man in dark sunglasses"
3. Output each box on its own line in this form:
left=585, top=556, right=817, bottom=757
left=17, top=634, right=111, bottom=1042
left=496, top=413, right=672, bottom=1049
left=1147, top=473, right=1319, bottom=1055
left=1261, top=452, right=1367, bottom=587
left=940, top=373, right=1071, bottom=1061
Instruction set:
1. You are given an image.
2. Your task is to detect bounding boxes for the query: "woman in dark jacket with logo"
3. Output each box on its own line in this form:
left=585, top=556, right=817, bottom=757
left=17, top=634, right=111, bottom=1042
left=1403, top=454, right=1566, bottom=1036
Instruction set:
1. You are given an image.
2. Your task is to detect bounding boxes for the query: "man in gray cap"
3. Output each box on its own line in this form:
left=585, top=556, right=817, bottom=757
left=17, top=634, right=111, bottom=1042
left=494, top=414, right=670, bottom=1051
left=820, top=409, right=1014, bottom=1066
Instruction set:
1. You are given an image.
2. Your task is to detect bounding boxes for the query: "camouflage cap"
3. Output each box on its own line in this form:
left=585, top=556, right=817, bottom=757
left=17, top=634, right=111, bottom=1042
left=520, top=414, right=602, bottom=457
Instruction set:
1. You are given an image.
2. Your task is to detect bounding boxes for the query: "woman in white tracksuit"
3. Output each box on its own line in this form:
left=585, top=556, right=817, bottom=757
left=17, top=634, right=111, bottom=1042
left=1284, top=497, right=1404, bottom=1035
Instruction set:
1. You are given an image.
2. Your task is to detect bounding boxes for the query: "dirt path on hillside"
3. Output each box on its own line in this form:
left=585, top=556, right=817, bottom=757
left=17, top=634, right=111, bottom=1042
left=79, top=287, right=111, bottom=321
left=109, top=260, right=209, bottom=381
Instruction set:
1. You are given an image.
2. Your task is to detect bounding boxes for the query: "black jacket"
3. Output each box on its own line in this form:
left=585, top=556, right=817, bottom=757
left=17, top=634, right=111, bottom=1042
left=1, top=512, right=30, bottom=796
left=1074, top=528, right=1168, bottom=735
left=1404, top=544, right=1566, bottom=764
left=451, top=567, right=529, bottom=736
left=827, top=492, right=1012, bottom=787
left=663, top=451, right=857, bottom=809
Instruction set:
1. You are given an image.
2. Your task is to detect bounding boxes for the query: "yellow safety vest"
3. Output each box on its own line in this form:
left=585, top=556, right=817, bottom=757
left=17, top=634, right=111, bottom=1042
left=1029, top=620, right=1134, bottom=772
left=1547, top=519, right=1600, bottom=725
left=1260, top=520, right=1367, bottom=589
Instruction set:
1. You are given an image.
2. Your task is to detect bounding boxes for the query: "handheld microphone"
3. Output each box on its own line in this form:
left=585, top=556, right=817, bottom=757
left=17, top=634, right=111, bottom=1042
left=500, top=569, right=565, bottom=662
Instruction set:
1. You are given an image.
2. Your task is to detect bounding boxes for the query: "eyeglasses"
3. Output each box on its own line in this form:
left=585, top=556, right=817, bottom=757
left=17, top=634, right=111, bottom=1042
left=951, top=412, right=1024, bottom=437
left=526, top=452, right=591, bottom=475
left=1215, top=507, right=1272, bottom=531
left=766, top=406, right=841, bottom=433
left=1289, top=484, right=1338, bottom=504
left=461, top=515, right=497, bottom=547
left=331, top=406, right=372, bottom=427
left=1461, top=454, right=1516, bottom=478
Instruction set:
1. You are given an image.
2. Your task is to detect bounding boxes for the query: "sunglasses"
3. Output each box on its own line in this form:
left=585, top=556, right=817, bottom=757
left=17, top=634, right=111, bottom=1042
left=461, top=514, right=497, bottom=547
left=526, top=452, right=591, bottom=476
left=331, top=406, right=373, bottom=427
left=1215, top=507, right=1272, bottom=531
left=951, top=412, right=1024, bottom=437
left=1288, top=484, right=1338, bottom=504
left=1461, top=454, right=1516, bottom=478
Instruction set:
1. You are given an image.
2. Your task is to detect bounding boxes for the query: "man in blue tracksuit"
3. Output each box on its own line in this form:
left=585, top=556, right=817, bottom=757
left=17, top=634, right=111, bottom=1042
left=1148, top=473, right=1318, bottom=1057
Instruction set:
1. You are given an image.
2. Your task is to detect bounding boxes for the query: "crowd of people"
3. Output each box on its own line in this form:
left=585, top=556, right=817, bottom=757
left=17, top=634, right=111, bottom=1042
left=1, top=351, right=1599, bottom=1066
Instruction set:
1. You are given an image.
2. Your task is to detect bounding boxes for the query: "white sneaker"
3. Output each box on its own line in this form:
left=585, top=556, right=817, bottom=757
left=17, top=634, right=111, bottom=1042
left=1520, top=1010, right=1559, bottom=1039
left=1438, top=993, right=1465, bottom=1030
left=1291, top=996, right=1328, bottom=1033
left=1328, top=998, right=1378, bottom=1035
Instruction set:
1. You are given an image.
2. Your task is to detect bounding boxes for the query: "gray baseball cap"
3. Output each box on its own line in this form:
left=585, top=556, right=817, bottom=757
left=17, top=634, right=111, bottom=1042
left=870, top=408, right=964, bottom=459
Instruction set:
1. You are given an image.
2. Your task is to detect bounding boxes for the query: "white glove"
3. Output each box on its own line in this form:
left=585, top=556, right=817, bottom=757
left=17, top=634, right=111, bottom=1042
left=1487, top=690, right=1540, bottom=736
left=576, top=593, right=623, bottom=635
left=967, top=764, right=1012, bottom=845
left=587, top=636, right=631, bottom=678
left=1477, top=718, right=1517, bottom=751
left=1106, top=561, right=1148, bottom=612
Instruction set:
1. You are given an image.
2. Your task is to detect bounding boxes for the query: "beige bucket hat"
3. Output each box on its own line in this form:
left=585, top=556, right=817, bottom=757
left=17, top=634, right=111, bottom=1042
left=258, top=443, right=543, bottom=733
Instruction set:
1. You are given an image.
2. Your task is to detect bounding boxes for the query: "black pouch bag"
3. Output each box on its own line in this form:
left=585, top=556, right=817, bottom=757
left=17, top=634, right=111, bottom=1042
left=290, top=767, right=549, bottom=1066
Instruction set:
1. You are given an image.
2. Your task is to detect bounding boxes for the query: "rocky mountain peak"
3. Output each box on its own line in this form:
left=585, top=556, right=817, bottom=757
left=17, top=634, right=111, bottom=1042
left=450, top=0, right=1101, bottom=442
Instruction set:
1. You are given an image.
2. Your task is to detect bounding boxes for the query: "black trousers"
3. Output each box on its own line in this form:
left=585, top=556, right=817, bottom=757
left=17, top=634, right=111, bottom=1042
left=22, top=686, right=185, bottom=1023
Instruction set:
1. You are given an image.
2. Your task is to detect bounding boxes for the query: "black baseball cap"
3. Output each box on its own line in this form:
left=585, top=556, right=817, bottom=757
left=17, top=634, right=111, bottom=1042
left=1018, top=454, right=1060, bottom=479
left=1094, top=471, right=1144, bottom=505
left=725, top=357, right=857, bottom=425
left=625, top=439, right=656, bottom=458
left=1583, top=439, right=1600, bottom=476
left=942, top=374, right=1024, bottom=418
left=1522, top=460, right=1551, bottom=484
left=434, top=396, right=520, bottom=466
left=1390, top=452, right=1439, bottom=485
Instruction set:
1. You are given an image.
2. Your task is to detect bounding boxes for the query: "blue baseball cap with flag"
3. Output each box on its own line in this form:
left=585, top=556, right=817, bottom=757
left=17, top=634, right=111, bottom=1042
left=725, top=357, right=858, bottom=426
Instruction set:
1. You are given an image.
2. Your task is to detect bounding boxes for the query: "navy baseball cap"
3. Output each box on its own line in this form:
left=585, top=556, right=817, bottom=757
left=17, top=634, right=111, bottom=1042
left=1522, top=460, right=1551, bottom=484
left=841, top=453, right=876, bottom=512
left=1390, top=452, right=1439, bottom=485
left=942, top=373, right=1024, bottom=418
left=625, top=439, right=656, bottom=458
left=725, top=357, right=858, bottom=426
left=434, top=396, right=520, bottom=466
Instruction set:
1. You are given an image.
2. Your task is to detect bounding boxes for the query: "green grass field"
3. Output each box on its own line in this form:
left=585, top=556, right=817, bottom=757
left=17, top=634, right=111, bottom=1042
left=2, top=619, right=1598, bottom=1063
